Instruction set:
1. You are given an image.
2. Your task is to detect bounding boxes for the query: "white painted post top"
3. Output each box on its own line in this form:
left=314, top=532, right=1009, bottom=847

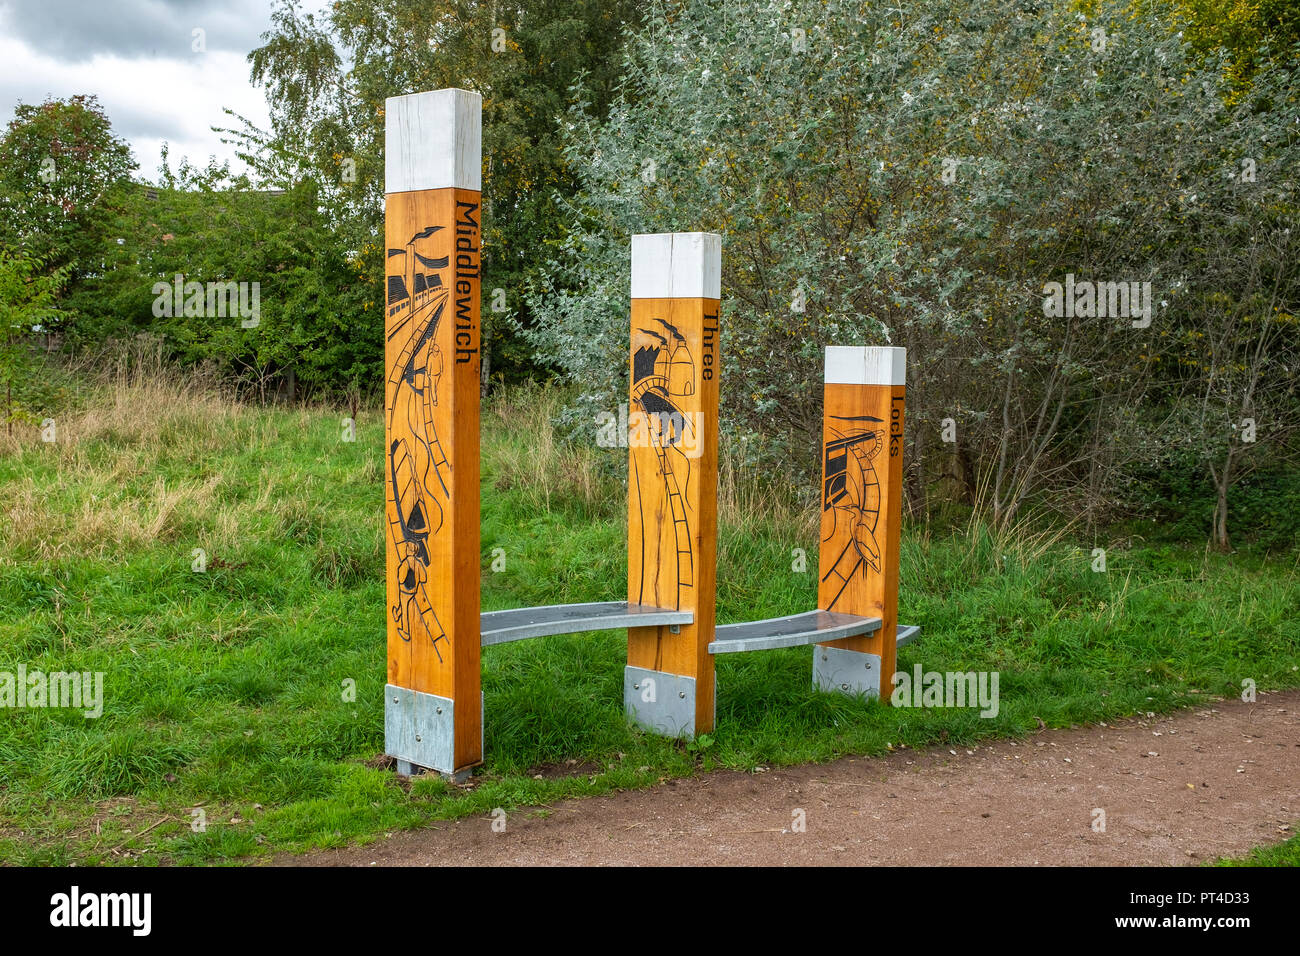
left=385, top=88, right=482, bottom=194
left=824, top=346, right=906, bottom=386
left=631, top=232, right=722, bottom=299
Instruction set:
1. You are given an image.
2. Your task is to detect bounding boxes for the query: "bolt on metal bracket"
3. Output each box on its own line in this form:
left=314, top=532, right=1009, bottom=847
left=812, top=646, right=882, bottom=699
left=385, top=684, right=482, bottom=783
left=624, top=665, right=707, bottom=738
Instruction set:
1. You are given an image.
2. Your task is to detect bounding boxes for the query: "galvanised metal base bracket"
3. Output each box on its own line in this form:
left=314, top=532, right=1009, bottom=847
left=624, top=665, right=714, bottom=738
left=812, top=646, right=882, bottom=699
left=384, top=684, right=482, bottom=783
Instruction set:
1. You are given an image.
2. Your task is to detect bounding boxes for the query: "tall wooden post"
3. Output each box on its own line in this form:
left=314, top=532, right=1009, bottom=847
left=814, top=346, right=906, bottom=700
left=624, top=232, right=722, bottom=737
left=383, top=89, right=483, bottom=779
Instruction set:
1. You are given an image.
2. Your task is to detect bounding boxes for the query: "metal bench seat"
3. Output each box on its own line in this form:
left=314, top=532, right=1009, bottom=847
left=708, top=612, right=921, bottom=654
left=480, top=601, right=692, bottom=646
left=708, top=610, right=881, bottom=654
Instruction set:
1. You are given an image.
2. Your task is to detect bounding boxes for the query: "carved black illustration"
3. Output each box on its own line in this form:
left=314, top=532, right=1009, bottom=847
left=821, top=414, right=884, bottom=611
left=630, top=317, right=696, bottom=608
left=387, top=226, right=451, bottom=659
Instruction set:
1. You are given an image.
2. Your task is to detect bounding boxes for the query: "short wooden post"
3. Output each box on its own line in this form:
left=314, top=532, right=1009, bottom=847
left=814, top=346, right=906, bottom=700
left=383, top=89, right=483, bottom=779
left=625, top=232, right=722, bottom=737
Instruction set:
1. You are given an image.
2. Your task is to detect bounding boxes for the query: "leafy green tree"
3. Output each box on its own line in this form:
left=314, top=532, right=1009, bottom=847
left=1128, top=0, right=1300, bottom=91
left=0, top=95, right=137, bottom=342
left=525, top=0, right=1299, bottom=544
left=100, top=154, right=378, bottom=401
left=231, top=0, right=644, bottom=389
left=0, top=250, right=66, bottom=434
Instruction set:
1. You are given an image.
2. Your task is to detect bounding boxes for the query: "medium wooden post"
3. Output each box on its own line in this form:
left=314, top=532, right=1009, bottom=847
left=383, top=89, right=483, bottom=779
left=814, top=346, right=906, bottom=700
left=624, top=232, right=722, bottom=737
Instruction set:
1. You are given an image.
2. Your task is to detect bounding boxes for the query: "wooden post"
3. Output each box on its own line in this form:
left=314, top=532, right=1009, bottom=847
left=383, top=89, right=483, bottom=779
left=814, top=346, right=906, bottom=700
left=625, top=232, right=722, bottom=737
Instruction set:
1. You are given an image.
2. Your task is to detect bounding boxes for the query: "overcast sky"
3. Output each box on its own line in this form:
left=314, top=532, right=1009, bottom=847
left=0, top=0, right=330, bottom=181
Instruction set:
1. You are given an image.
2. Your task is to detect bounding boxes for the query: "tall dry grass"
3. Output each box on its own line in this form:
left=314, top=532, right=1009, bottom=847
left=483, top=381, right=607, bottom=516
left=717, top=443, right=817, bottom=542
left=483, top=380, right=816, bottom=542
left=0, top=339, right=254, bottom=560
left=7, top=352, right=1038, bottom=568
left=960, top=458, right=1077, bottom=565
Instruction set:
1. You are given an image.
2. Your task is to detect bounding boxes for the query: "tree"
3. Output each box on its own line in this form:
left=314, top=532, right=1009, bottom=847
left=99, top=153, right=380, bottom=401
left=1132, top=0, right=1300, bottom=92
left=0, top=95, right=137, bottom=342
left=229, top=0, right=645, bottom=390
left=525, top=0, right=1300, bottom=542
left=0, top=250, right=66, bottom=434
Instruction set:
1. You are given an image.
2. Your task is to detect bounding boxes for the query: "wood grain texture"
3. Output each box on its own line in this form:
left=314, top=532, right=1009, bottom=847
left=630, top=233, right=722, bottom=299
left=384, top=186, right=482, bottom=769
left=627, top=297, right=720, bottom=732
left=824, top=345, right=906, bottom=386
left=384, top=89, right=482, bottom=193
left=816, top=382, right=906, bottom=696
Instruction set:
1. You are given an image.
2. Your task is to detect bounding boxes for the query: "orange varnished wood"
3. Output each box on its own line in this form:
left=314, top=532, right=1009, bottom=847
left=384, top=186, right=482, bottom=769
left=816, top=382, right=905, bottom=697
left=627, top=297, right=720, bottom=732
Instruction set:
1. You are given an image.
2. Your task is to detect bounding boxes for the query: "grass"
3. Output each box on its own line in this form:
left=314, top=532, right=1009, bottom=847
left=1217, top=833, right=1300, bottom=867
left=0, top=365, right=1298, bottom=865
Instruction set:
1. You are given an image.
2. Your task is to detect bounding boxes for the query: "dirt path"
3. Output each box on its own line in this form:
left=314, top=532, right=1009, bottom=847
left=281, top=691, right=1300, bottom=866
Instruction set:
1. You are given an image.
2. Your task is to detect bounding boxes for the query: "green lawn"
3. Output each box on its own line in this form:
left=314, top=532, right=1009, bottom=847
left=1218, top=833, right=1300, bottom=866
left=1, top=378, right=1297, bottom=865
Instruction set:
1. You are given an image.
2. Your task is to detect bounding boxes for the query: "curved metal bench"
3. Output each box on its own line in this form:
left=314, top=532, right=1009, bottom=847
left=481, top=603, right=919, bottom=652
left=481, top=602, right=692, bottom=646
left=709, top=610, right=880, bottom=654
left=708, top=611, right=920, bottom=654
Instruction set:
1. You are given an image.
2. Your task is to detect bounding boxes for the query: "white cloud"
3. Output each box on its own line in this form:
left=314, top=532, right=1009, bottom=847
left=0, top=0, right=332, bottom=180
left=0, top=0, right=272, bottom=60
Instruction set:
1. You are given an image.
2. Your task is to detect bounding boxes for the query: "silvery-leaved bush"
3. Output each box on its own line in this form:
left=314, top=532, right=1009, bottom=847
left=524, top=0, right=1297, bottom=542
